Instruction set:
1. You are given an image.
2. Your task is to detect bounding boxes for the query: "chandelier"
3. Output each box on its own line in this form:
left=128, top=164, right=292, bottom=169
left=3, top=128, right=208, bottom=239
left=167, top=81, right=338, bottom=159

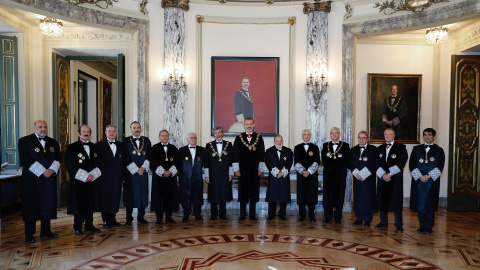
left=39, top=17, right=63, bottom=37
left=426, top=27, right=448, bottom=45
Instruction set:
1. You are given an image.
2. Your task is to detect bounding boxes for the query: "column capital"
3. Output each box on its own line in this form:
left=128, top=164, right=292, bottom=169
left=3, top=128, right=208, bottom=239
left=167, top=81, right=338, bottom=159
left=161, top=0, right=190, bottom=12
left=303, top=1, right=332, bottom=14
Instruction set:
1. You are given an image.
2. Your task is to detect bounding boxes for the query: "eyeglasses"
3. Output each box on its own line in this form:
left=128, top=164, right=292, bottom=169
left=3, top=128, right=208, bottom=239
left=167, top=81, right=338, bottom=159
left=358, top=137, right=367, bottom=139
left=188, top=137, right=197, bottom=139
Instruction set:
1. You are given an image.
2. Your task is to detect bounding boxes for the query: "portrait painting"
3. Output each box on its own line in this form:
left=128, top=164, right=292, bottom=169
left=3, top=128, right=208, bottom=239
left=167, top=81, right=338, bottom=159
left=211, top=56, right=279, bottom=137
left=367, top=73, right=421, bottom=144
left=99, top=77, right=113, bottom=141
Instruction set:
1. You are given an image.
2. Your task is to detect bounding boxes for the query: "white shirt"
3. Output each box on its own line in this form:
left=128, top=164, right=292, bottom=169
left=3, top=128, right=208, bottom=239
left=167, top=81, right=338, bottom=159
left=189, top=145, right=196, bottom=165
left=386, top=141, right=394, bottom=161
left=425, top=143, right=433, bottom=154
left=216, top=140, right=223, bottom=154
left=81, top=140, right=90, bottom=157
left=133, top=136, right=141, bottom=148
left=332, top=141, right=339, bottom=152
left=35, top=133, right=46, bottom=149
left=359, top=143, right=368, bottom=155
left=276, top=147, right=282, bottom=160
left=246, top=132, right=253, bottom=143
left=303, top=143, right=309, bottom=152
left=108, top=139, right=116, bottom=156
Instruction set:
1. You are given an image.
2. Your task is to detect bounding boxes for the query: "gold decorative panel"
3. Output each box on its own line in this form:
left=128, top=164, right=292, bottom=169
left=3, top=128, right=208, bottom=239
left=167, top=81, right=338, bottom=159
left=57, top=58, right=70, bottom=190
left=2, top=39, right=13, bottom=54
left=452, top=59, right=480, bottom=195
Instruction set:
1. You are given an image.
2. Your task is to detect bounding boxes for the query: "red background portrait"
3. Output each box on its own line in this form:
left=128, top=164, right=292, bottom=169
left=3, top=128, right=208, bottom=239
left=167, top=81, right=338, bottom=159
left=212, top=57, right=279, bottom=136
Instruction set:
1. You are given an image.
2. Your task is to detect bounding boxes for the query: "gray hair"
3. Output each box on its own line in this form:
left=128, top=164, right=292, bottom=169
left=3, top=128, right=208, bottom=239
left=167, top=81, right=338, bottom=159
left=187, top=132, right=197, bottom=138
left=330, top=127, right=340, bottom=133
left=302, top=129, right=311, bottom=134
left=34, top=120, right=47, bottom=127
left=105, top=125, right=116, bottom=132
left=159, top=129, right=169, bottom=135
left=358, top=130, right=369, bottom=138
left=213, top=126, right=224, bottom=133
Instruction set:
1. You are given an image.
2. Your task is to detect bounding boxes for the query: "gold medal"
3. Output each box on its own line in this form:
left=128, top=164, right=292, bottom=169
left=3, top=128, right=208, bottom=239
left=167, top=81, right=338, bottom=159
left=43, top=149, right=47, bottom=153
left=219, top=158, right=222, bottom=162
left=165, top=158, right=168, bottom=161
left=132, top=150, right=137, bottom=155
left=137, top=152, right=141, bottom=156
left=185, top=157, right=189, bottom=160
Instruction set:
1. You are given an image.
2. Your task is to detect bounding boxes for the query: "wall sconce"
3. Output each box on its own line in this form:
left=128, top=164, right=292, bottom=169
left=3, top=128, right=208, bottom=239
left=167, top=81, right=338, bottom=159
left=163, top=68, right=187, bottom=104
left=39, top=17, right=63, bottom=37
left=306, top=72, right=328, bottom=107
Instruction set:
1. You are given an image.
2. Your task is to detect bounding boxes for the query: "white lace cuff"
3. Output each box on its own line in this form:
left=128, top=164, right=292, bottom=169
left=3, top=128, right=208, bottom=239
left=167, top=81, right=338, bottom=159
left=258, top=162, right=266, bottom=172
left=203, top=168, right=209, bottom=177
left=29, top=161, right=46, bottom=177
left=75, top=168, right=89, bottom=182
left=141, top=160, right=150, bottom=172
left=428, top=167, right=442, bottom=181
left=127, top=162, right=139, bottom=175
left=90, top=167, right=102, bottom=181
left=308, top=162, right=319, bottom=174
left=229, top=166, right=234, bottom=176
left=232, top=162, right=239, bottom=172
left=169, top=165, right=178, bottom=176
left=270, top=167, right=279, bottom=178
left=389, top=165, right=401, bottom=176
left=352, top=168, right=360, bottom=180
left=281, top=167, right=289, bottom=178
left=392, top=117, right=401, bottom=126
left=294, top=163, right=306, bottom=174
left=411, top=168, right=422, bottom=180
left=156, top=166, right=165, bottom=177
left=359, top=167, right=372, bottom=179
left=48, top=161, right=60, bottom=174
left=376, top=167, right=386, bottom=178
left=382, top=114, right=387, bottom=121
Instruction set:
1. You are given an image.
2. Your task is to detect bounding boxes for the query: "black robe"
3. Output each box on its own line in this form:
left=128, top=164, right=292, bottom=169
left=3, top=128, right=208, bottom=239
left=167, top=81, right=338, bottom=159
left=96, top=139, right=123, bottom=214
left=376, top=142, right=408, bottom=212
left=203, top=140, right=233, bottom=203
left=382, top=95, right=408, bottom=140
left=321, top=141, right=350, bottom=208
left=177, top=145, right=205, bottom=210
left=234, top=89, right=254, bottom=121
left=409, top=144, right=445, bottom=212
left=294, top=143, right=320, bottom=205
left=122, top=136, right=151, bottom=208
left=18, top=134, right=61, bottom=222
left=265, top=146, right=293, bottom=203
left=233, top=132, right=265, bottom=203
left=347, top=144, right=378, bottom=214
left=149, top=142, right=179, bottom=212
left=65, top=140, right=101, bottom=215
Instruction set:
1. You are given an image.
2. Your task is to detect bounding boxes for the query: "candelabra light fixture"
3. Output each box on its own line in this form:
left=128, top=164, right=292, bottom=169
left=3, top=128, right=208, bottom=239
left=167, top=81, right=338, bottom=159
left=426, top=26, right=448, bottom=45
left=39, top=17, right=63, bottom=37
left=306, top=72, right=328, bottom=107
left=163, top=68, right=187, bottom=104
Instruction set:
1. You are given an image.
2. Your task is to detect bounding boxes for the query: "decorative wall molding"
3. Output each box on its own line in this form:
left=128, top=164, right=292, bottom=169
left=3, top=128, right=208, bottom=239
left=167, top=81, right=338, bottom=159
left=454, top=24, right=480, bottom=54
left=45, top=32, right=134, bottom=40
left=356, top=37, right=428, bottom=45
left=344, top=4, right=353, bottom=20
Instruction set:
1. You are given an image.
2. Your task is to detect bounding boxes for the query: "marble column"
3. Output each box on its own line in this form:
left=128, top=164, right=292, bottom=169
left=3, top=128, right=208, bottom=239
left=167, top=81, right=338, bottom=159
left=306, top=12, right=328, bottom=150
left=163, top=8, right=186, bottom=148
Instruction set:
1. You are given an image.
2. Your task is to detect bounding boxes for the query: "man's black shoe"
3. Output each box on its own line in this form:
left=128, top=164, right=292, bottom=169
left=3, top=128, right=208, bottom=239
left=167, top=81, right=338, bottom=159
left=195, top=216, right=203, bottom=221
left=395, top=227, right=404, bottom=233
left=111, top=221, right=122, bottom=227
left=40, top=232, right=59, bottom=238
left=85, top=226, right=101, bottom=233
left=267, top=216, right=274, bottom=221
left=322, top=219, right=331, bottom=224
left=424, top=228, right=432, bottom=234
left=25, top=235, right=36, bottom=243
left=249, top=216, right=258, bottom=221
left=137, top=218, right=149, bottom=224
left=352, top=220, right=363, bottom=226
left=375, top=223, right=388, bottom=229
left=124, top=221, right=132, bottom=226
left=166, top=217, right=176, bottom=224
left=280, top=217, right=288, bottom=221
left=75, top=230, right=83, bottom=236
left=209, top=216, right=217, bottom=221
left=103, top=222, right=110, bottom=229
left=182, top=217, right=189, bottom=223
left=417, top=228, right=425, bottom=233
left=364, top=222, right=371, bottom=227
left=155, top=220, right=162, bottom=225
left=220, top=216, right=229, bottom=221
left=239, top=216, right=246, bottom=221
left=298, top=218, right=305, bottom=222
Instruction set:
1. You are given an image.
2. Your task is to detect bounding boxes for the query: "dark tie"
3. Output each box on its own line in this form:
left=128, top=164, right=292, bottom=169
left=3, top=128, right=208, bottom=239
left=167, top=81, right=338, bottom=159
left=360, top=146, right=365, bottom=149
left=38, top=137, right=44, bottom=142
left=134, top=138, right=140, bottom=142
left=216, top=141, right=222, bottom=144
left=304, top=143, right=308, bottom=145
left=190, top=146, right=195, bottom=149
left=333, top=143, right=338, bottom=145
left=82, top=141, right=88, bottom=146
left=109, top=141, right=115, bottom=145
left=386, top=143, right=391, bottom=149
left=425, top=145, right=430, bottom=149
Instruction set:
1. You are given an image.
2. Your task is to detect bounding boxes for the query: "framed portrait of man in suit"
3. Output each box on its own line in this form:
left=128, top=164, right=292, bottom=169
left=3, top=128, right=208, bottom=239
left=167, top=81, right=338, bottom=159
left=211, top=56, right=279, bottom=137
left=367, top=73, right=421, bottom=144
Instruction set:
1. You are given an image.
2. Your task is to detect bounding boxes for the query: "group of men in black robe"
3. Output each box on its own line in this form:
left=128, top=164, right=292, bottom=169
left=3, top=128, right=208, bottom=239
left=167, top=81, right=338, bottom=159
left=18, top=117, right=445, bottom=242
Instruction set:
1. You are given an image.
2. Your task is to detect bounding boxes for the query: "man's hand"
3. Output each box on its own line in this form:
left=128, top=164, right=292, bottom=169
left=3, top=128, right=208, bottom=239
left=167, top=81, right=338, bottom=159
left=258, top=170, right=263, bottom=176
left=163, top=170, right=171, bottom=177
left=302, top=170, right=310, bottom=177
left=420, top=175, right=429, bottom=183
left=43, top=169, right=54, bottom=178
left=229, top=175, right=233, bottom=181
left=87, top=174, right=94, bottom=182
left=277, top=172, right=284, bottom=178
left=356, top=174, right=364, bottom=181
left=205, top=177, right=210, bottom=184
left=385, top=120, right=393, bottom=126
left=137, top=167, right=145, bottom=176
left=382, top=173, right=391, bottom=182
left=235, top=171, right=241, bottom=177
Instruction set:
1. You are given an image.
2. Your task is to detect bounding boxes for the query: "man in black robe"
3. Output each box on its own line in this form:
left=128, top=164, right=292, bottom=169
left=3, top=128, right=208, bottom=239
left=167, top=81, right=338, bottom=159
left=348, top=131, right=378, bottom=227
left=265, top=135, right=293, bottom=221
left=382, top=84, right=407, bottom=140
left=409, top=128, right=445, bottom=234
left=321, top=127, right=350, bottom=224
left=149, top=129, right=178, bottom=224
left=234, top=77, right=254, bottom=124
left=123, top=121, right=151, bottom=226
left=65, top=125, right=102, bottom=235
left=18, top=120, right=61, bottom=242
left=177, top=132, right=205, bottom=222
left=96, top=125, right=123, bottom=228
left=204, top=126, right=233, bottom=221
left=233, top=118, right=265, bottom=221
left=294, top=129, right=320, bottom=222
left=375, top=128, right=408, bottom=232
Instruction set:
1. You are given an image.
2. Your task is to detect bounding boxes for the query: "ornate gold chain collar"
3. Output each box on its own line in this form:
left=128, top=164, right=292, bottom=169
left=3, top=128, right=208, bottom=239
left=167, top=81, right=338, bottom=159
left=386, top=96, right=402, bottom=113
left=326, top=141, right=344, bottom=159
left=239, top=133, right=259, bottom=151
left=130, top=137, right=144, bottom=156
left=239, top=89, right=253, bottom=103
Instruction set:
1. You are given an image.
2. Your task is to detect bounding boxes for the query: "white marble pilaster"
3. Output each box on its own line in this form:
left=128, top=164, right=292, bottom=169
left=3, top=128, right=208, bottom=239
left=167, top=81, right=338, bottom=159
left=163, top=8, right=186, bottom=148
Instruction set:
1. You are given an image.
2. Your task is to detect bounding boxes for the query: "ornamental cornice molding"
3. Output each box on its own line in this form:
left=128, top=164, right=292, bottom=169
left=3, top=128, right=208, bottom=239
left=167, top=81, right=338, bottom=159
left=357, top=37, right=428, bottom=46
left=454, top=25, right=480, bottom=53
left=44, top=32, right=134, bottom=40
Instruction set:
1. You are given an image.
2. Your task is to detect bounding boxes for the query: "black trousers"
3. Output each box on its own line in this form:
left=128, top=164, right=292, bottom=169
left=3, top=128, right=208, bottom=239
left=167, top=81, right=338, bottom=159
left=380, top=210, right=403, bottom=228
left=240, top=200, right=256, bottom=218
left=268, top=202, right=286, bottom=219
left=323, top=205, right=343, bottom=222
left=25, top=219, right=52, bottom=236
left=210, top=202, right=226, bottom=218
left=418, top=210, right=435, bottom=229
left=126, top=207, right=146, bottom=222
left=299, top=203, right=316, bottom=219
left=102, top=212, right=118, bottom=223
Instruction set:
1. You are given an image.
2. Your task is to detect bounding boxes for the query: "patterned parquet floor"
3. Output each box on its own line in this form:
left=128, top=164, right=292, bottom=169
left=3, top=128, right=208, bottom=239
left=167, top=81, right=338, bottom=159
left=1, top=207, right=479, bottom=269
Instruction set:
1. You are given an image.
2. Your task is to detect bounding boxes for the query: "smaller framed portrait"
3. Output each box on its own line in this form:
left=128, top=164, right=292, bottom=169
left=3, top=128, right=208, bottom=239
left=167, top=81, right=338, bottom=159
left=367, top=73, right=421, bottom=144
left=98, top=77, right=113, bottom=141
